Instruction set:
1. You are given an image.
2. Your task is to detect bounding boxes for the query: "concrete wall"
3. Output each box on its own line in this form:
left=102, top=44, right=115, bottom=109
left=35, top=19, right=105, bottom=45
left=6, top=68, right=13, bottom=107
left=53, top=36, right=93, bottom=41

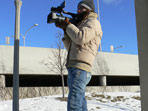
left=0, top=45, right=139, bottom=76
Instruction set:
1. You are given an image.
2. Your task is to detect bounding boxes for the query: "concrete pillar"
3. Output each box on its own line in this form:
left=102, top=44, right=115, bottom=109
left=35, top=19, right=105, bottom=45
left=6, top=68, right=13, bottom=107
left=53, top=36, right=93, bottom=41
left=0, top=75, right=5, bottom=87
left=135, top=0, right=148, bottom=111
left=100, top=75, right=107, bottom=86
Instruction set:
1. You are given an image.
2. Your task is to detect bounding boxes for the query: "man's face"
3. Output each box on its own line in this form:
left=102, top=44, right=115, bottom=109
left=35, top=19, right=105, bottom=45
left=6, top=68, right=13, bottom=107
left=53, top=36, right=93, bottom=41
left=77, top=6, right=88, bottom=14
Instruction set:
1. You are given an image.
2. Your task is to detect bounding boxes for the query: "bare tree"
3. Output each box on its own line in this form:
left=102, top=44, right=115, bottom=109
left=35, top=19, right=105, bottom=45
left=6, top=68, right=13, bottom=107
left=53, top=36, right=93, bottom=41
left=0, top=59, right=7, bottom=73
left=93, top=52, right=109, bottom=75
left=41, top=32, right=67, bottom=98
left=92, top=52, right=109, bottom=92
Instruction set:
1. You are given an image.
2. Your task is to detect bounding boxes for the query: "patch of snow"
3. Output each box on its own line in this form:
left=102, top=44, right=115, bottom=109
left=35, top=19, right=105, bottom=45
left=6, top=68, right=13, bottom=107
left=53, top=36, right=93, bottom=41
left=0, top=92, right=141, bottom=111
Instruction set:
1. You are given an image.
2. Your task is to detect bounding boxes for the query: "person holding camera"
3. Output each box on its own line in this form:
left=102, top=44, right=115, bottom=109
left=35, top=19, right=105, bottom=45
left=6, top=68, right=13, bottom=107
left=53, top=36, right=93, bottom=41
left=55, top=0, right=102, bottom=110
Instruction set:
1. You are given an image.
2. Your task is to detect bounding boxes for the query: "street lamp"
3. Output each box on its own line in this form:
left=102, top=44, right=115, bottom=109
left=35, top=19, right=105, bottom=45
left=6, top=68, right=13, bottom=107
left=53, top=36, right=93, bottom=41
left=110, top=45, right=124, bottom=53
left=97, top=0, right=100, bottom=21
left=6, top=36, right=10, bottom=45
left=13, top=0, right=22, bottom=111
left=21, top=24, right=38, bottom=46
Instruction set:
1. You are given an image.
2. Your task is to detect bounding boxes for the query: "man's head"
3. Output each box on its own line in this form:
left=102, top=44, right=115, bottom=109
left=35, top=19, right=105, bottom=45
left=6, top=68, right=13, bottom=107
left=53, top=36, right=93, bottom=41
left=77, top=0, right=95, bottom=14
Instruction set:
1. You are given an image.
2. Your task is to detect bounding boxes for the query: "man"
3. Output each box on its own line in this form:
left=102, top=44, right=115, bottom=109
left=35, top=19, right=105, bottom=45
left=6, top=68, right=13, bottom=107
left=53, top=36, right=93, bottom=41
left=55, top=0, right=102, bottom=110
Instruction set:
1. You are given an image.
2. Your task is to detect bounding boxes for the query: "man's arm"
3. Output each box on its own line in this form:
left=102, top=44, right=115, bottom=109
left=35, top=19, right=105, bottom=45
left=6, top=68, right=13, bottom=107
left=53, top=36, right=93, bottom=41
left=66, top=19, right=102, bottom=45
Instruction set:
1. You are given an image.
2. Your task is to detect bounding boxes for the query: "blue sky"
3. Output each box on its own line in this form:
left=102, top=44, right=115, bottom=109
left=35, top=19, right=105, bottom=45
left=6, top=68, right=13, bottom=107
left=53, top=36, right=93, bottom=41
left=0, top=0, right=138, bottom=54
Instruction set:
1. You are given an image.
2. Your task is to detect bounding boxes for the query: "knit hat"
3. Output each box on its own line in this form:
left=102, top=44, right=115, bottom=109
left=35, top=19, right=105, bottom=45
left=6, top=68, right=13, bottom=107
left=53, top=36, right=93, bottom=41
left=78, top=0, right=95, bottom=12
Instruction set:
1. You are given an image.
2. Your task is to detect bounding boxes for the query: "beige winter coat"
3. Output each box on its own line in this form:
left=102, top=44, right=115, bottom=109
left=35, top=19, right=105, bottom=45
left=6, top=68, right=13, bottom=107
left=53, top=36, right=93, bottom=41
left=63, top=12, right=103, bottom=72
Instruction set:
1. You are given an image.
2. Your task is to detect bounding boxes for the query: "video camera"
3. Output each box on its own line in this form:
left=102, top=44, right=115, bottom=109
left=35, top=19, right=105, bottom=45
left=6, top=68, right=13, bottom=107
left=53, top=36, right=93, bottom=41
left=47, top=1, right=78, bottom=24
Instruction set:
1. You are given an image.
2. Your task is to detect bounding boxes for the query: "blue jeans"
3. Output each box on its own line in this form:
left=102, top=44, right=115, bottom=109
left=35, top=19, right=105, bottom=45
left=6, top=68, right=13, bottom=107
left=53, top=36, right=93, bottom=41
left=67, top=67, right=92, bottom=111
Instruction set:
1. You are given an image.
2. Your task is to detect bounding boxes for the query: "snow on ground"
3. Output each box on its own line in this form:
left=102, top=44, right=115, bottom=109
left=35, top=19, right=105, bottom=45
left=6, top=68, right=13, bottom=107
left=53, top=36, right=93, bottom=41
left=0, top=92, right=141, bottom=111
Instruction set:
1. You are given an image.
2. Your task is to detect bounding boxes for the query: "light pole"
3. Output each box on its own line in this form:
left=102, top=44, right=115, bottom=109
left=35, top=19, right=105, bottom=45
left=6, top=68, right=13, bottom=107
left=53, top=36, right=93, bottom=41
left=97, top=0, right=100, bottom=21
left=96, top=0, right=102, bottom=52
left=6, top=36, right=10, bottom=45
left=21, top=24, right=38, bottom=46
left=13, top=0, right=22, bottom=111
left=110, top=45, right=123, bottom=53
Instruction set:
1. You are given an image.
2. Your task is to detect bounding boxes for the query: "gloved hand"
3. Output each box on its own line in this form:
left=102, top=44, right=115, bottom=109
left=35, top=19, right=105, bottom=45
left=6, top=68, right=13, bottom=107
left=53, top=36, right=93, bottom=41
left=55, top=18, right=71, bottom=30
